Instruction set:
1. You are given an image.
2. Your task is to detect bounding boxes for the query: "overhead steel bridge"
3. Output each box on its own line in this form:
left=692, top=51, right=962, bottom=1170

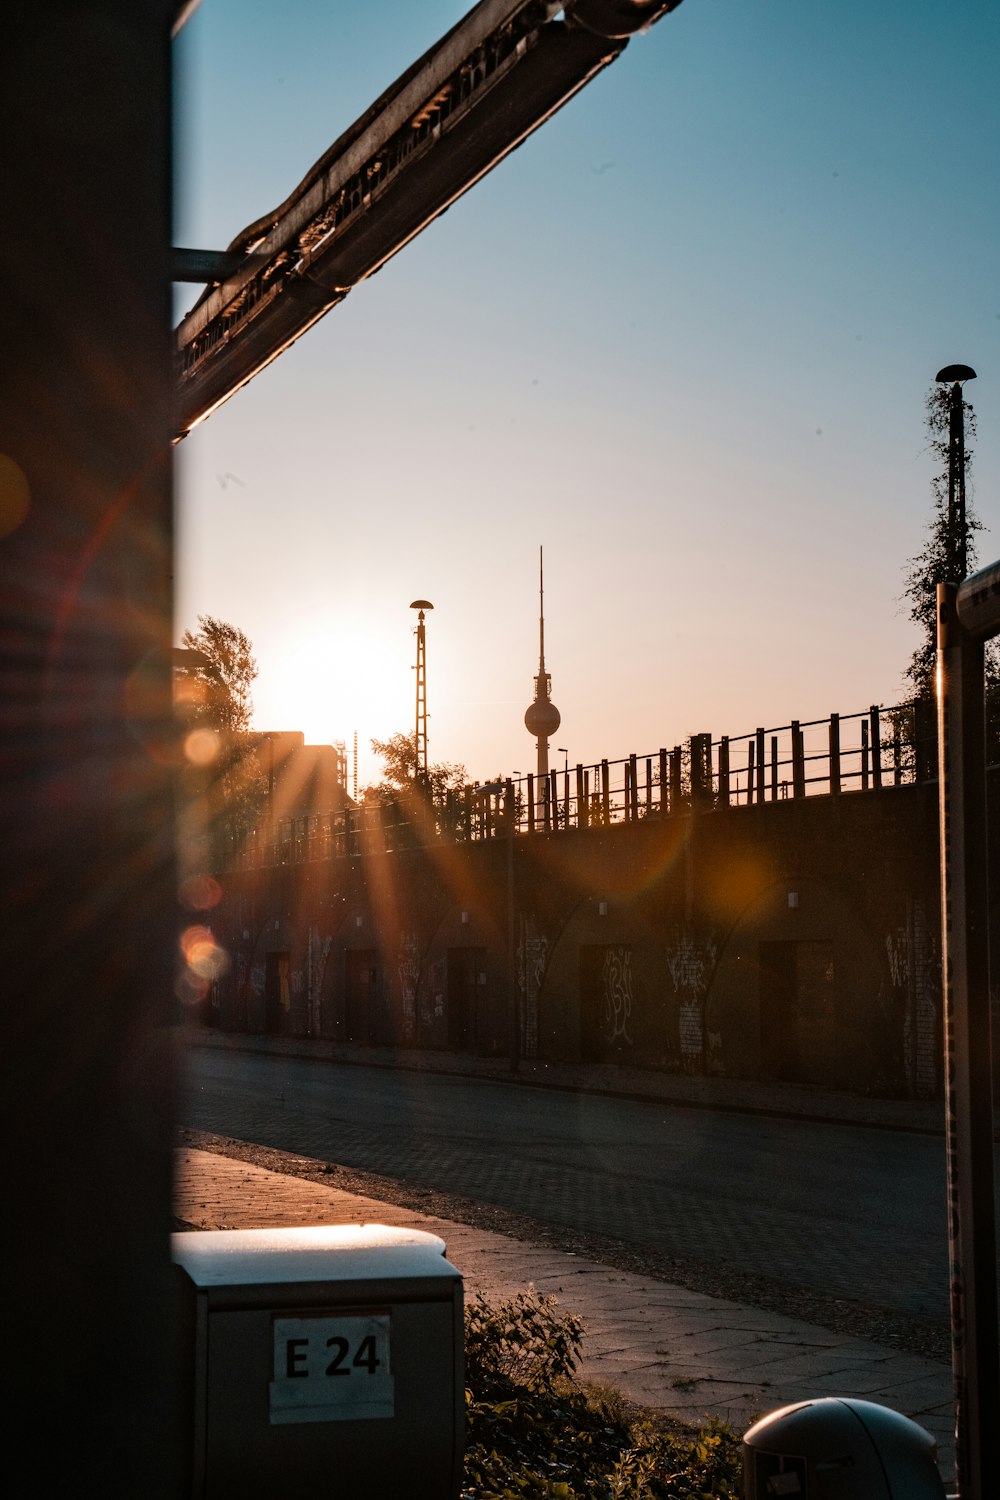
left=174, top=0, right=684, bottom=439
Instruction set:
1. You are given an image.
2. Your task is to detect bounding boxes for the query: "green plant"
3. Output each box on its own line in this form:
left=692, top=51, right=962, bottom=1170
left=461, top=1288, right=742, bottom=1499
left=465, top=1288, right=583, bottom=1396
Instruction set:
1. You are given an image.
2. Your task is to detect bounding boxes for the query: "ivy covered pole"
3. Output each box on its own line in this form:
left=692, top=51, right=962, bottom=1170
left=937, top=364, right=977, bottom=580
left=902, top=368, right=979, bottom=702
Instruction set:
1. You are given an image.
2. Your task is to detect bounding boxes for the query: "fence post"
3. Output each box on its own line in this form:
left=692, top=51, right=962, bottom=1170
left=791, top=720, right=805, bottom=798
left=659, top=748, right=668, bottom=814
left=829, top=713, right=841, bottom=795
left=755, top=728, right=766, bottom=804
left=718, top=736, right=730, bottom=806
left=670, top=746, right=682, bottom=809
left=747, top=739, right=755, bottom=805
left=645, top=757, right=653, bottom=816
left=576, top=764, right=586, bottom=828
left=771, top=734, right=779, bottom=801
left=526, top=774, right=535, bottom=833
left=861, top=719, right=870, bottom=791
left=870, top=705, right=882, bottom=790
left=601, top=759, right=611, bottom=824
left=629, top=753, right=639, bottom=820
left=689, top=737, right=702, bottom=804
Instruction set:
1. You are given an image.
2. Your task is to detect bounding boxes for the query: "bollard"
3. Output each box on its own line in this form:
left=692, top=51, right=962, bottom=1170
left=742, top=1398, right=945, bottom=1498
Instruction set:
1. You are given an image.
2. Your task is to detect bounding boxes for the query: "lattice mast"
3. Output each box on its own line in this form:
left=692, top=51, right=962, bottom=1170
left=410, top=599, right=433, bottom=782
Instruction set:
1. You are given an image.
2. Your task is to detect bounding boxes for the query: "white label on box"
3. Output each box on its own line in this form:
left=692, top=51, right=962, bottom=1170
left=269, top=1314, right=393, bottom=1423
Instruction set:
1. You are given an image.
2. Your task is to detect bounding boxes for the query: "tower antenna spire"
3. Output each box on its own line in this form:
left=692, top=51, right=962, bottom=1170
left=538, top=545, right=546, bottom=674
left=524, top=547, right=560, bottom=811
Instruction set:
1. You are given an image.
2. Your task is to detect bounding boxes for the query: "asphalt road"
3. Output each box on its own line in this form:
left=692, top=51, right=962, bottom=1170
left=180, top=1046, right=950, bottom=1321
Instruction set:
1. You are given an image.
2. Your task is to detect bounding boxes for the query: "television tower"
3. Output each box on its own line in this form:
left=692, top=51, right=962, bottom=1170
left=523, top=548, right=560, bottom=790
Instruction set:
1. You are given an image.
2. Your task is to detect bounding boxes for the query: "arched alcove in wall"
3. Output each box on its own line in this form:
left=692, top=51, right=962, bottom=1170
left=704, top=875, right=893, bottom=1091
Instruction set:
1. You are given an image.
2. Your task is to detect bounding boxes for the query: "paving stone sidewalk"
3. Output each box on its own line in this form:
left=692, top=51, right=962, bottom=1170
left=174, top=1146, right=955, bottom=1481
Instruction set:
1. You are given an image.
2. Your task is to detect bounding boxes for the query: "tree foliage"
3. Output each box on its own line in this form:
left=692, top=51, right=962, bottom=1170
left=364, top=731, right=467, bottom=805
left=901, top=386, right=980, bottom=700
left=176, top=615, right=263, bottom=860
left=178, top=614, right=258, bottom=733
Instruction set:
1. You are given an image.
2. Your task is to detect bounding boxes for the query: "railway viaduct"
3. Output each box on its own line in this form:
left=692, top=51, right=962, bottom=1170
left=201, top=768, right=994, bottom=1101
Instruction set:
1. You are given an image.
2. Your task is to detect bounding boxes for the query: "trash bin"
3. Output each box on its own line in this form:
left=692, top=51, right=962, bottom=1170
left=173, top=1223, right=464, bottom=1499
left=742, top=1397, right=946, bottom=1498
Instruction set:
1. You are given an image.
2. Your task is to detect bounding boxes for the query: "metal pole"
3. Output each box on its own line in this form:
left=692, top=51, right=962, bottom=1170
left=506, top=782, right=519, bottom=1075
left=948, top=382, right=967, bottom=579
left=936, top=580, right=999, bottom=1500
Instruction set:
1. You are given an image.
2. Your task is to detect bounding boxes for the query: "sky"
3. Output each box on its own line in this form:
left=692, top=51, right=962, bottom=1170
left=173, top=0, right=999, bottom=791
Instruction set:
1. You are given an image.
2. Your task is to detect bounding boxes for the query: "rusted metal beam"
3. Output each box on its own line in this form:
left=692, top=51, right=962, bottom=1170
left=174, top=0, right=685, bottom=438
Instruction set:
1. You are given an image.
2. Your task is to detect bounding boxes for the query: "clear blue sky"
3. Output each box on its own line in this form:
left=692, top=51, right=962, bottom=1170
left=174, top=0, right=999, bottom=788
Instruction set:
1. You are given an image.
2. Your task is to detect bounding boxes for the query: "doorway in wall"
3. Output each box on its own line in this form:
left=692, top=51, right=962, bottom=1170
left=264, top=951, right=290, bottom=1035
left=345, top=948, right=378, bottom=1044
left=580, top=944, right=634, bottom=1062
left=759, top=939, right=835, bottom=1084
left=447, top=947, right=484, bottom=1052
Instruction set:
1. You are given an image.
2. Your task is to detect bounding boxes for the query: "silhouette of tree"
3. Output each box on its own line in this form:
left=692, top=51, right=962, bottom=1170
left=176, top=615, right=263, bottom=861
left=364, top=730, right=467, bottom=804
left=178, top=614, right=257, bottom=732
left=363, top=731, right=469, bottom=841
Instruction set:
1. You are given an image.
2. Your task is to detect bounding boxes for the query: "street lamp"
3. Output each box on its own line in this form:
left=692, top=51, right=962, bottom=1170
left=557, top=747, right=568, bottom=776
left=410, top=599, right=433, bottom=781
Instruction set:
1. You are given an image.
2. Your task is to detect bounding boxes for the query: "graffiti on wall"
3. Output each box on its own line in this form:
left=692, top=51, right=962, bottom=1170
left=397, top=932, right=420, bottom=1043
left=602, top=946, right=633, bottom=1045
left=308, top=925, right=332, bottom=1037
left=666, top=927, right=717, bottom=1065
left=518, top=916, right=548, bottom=1059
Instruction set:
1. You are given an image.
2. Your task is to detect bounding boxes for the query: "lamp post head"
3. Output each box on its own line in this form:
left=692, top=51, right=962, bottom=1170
left=936, top=364, right=977, bottom=384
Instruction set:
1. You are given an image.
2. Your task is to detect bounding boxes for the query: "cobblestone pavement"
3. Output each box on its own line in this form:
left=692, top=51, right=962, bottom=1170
left=174, top=1145, right=956, bottom=1483
left=182, top=1040, right=953, bottom=1323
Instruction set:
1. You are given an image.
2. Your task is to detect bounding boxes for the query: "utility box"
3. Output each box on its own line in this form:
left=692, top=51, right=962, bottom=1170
left=742, top=1398, right=946, bottom=1498
left=173, top=1223, right=464, bottom=1499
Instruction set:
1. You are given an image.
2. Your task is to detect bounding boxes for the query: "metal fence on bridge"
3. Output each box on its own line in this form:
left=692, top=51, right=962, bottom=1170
left=229, top=698, right=939, bottom=869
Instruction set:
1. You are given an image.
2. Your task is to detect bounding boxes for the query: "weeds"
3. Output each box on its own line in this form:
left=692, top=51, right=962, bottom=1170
left=461, top=1288, right=741, bottom=1499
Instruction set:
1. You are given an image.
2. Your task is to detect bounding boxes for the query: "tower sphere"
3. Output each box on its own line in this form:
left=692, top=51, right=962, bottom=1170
left=525, top=699, right=561, bottom=737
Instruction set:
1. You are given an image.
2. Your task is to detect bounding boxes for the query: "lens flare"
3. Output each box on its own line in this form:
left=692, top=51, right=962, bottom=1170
left=0, top=454, right=30, bottom=538
left=180, top=924, right=229, bottom=979
left=179, top=873, right=222, bottom=911
left=175, top=968, right=210, bottom=1006
left=185, top=728, right=219, bottom=766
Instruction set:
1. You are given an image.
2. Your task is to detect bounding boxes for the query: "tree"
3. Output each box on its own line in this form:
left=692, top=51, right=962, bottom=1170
left=364, top=731, right=467, bottom=803
left=363, top=731, right=469, bottom=840
left=177, top=614, right=258, bottom=732
left=176, top=615, right=263, bottom=862
left=901, top=385, right=980, bottom=701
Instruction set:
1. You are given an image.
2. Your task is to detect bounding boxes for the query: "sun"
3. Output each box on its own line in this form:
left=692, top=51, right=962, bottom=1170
left=252, top=614, right=413, bottom=766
